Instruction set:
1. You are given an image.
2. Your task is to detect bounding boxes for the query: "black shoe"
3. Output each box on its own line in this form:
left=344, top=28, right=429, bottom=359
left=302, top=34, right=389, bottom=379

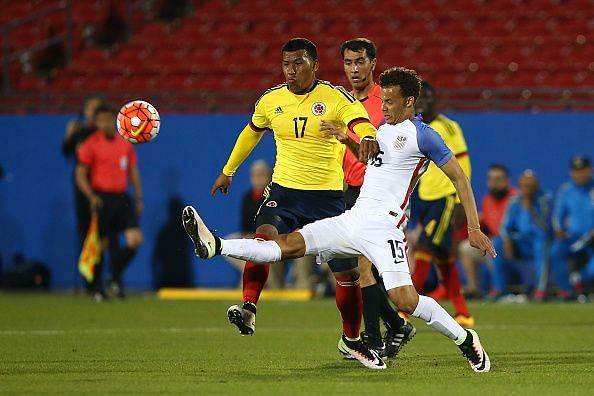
left=108, top=280, right=126, bottom=299
left=226, top=302, right=256, bottom=336
left=383, top=321, right=417, bottom=358
left=337, top=335, right=386, bottom=370
left=458, top=329, right=491, bottom=373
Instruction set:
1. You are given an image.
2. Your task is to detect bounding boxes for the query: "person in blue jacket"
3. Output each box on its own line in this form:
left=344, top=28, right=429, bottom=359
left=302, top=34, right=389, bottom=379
left=550, top=155, right=594, bottom=292
left=491, top=170, right=569, bottom=299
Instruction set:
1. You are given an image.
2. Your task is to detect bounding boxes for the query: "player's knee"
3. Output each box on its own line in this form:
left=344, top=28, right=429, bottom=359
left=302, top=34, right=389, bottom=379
left=358, top=265, right=376, bottom=287
left=334, top=268, right=360, bottom=283
left=126, top=229, right=143, bottom=249
left=255, top=224, right=279, bottom=239
left=276, top=232, right=306, bottom=259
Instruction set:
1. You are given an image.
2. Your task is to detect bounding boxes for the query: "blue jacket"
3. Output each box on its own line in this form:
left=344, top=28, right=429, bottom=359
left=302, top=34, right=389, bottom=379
left=500, top=191, right=551, bottom=242
left=552, top=179, right=594, bottom=239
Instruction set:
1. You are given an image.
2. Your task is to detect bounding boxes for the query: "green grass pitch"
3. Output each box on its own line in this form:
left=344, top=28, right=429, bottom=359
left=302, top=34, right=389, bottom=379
left=1, top=294, right=593, bottom=395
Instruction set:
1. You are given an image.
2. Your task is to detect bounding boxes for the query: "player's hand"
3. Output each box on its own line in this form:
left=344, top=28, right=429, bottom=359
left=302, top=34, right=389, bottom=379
left=211, top=173, right=232, bottom=195
left=320, top=120, right=349, bottom=143
left=468, top=228, right=497, bottom=258
left=89, top=194, right=103, bottom=213
left=359, top=136, right=379, bottom=163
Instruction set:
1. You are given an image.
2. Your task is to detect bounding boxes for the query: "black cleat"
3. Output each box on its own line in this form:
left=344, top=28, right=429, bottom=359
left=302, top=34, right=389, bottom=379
left=383, top=321, right=416, bottom=358
left=458, top=329, right=491, bottom=373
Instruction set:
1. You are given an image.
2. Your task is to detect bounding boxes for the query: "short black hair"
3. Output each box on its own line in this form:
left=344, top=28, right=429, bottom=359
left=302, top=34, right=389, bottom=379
left=379, top=67, right=422, bottom=102
left=94, top=104, right=114, bottom=117
left=340, top=38, right=376, bottom=60
left=489, top=163, right=509, bottom=176
left=282, top=38, right=318, bottom=61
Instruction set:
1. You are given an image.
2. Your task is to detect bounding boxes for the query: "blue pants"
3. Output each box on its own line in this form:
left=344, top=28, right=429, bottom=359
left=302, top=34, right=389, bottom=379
left=550, top=238, right=594, bottom=286
left=491, top=236, right=571, bottom=294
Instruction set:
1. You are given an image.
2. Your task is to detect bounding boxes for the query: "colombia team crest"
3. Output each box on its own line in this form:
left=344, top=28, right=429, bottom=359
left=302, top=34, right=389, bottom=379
left=311, top=102, right=326, bottom=116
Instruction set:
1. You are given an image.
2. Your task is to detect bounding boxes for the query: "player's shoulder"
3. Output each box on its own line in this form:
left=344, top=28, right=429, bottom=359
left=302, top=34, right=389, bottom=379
left=317, top=80, right=357, bottom=103
left=254, top=83, right=289, bottom=106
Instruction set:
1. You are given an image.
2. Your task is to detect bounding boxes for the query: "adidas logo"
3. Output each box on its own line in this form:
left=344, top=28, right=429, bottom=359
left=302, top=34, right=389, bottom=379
left=274, top=106, right=283, bottom=114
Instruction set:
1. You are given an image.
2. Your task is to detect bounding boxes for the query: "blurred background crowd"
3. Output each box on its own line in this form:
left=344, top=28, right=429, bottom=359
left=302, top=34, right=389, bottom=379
left=0, top=0, right=593, bottom=302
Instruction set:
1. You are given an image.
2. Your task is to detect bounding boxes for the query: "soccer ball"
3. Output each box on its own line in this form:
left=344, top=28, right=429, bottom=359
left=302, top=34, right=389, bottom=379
left=117, top=100, right=160, bottom=144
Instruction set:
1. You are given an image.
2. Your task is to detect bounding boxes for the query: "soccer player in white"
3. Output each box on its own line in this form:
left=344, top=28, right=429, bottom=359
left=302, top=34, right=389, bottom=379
left=183, top=67, right=495, bottom=373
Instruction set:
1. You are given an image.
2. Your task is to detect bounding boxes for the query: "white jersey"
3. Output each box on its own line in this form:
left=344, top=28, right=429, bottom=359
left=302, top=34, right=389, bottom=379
left=354, top=118, right=453, bottom=228
left=299, top=117, right=453, bottom=290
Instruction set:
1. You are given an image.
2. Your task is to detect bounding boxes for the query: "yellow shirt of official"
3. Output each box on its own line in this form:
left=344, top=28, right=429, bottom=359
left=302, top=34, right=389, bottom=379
left=418, top=114, right=472, bottom=201
left=252, top=80, right=370, bottom=191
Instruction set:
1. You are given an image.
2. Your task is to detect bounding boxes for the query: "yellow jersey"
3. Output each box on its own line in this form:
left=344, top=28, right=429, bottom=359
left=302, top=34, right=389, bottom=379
left=418, top=114, right=471, bottom=201
left=252, top=80, right=371, bottom=190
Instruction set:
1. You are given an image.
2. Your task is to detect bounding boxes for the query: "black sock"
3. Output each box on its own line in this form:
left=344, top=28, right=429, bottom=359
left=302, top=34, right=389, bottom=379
left=361, top=284, right=383, bottom=344
left=379, top=288, right=405, bottom=330
left=111, top=246, right=137, bottom=283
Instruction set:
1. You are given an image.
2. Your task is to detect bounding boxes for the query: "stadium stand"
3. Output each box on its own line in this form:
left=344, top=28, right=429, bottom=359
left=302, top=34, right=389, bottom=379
left=1, top=0, right=594, bottom=112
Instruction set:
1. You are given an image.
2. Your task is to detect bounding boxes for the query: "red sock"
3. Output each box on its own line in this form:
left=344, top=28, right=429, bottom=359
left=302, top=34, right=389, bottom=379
left=242, top=234, right=270, bottom=304
left=439, top=257, right=471, bottom=317
left=335, top=274, right=362, bottom=339
left=412, top=248, right=432, bottom=293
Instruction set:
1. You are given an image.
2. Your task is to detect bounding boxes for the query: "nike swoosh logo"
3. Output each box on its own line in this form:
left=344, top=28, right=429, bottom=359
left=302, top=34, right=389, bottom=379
left=130, top=121, right=149, bottom=137
left=477, top=350, right=487, bottom=371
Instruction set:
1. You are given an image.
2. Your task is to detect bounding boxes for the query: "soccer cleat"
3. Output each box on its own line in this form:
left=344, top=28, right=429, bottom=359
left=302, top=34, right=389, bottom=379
left=454, top=313, right=475, bottom=328
left=458, top=329, right=491, bottom=373
left=383, top=321, right=417, bottom=358
left=227, top=303, right=256, bottom=336
left=182, top=206, right=221, bottom=259
left=337, top=335, right=387, bottom=370
left=338, top=331, right=384, bottom=360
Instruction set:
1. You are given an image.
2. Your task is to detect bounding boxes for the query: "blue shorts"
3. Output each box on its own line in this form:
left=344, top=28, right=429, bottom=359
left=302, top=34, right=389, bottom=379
left=255, top=183, right=355, bottom=272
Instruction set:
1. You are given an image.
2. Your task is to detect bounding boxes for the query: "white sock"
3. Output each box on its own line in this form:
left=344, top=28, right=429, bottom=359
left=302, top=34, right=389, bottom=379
left=412, top=295, right=467, bottom=343
left=221, top=239, right=282, bottom=263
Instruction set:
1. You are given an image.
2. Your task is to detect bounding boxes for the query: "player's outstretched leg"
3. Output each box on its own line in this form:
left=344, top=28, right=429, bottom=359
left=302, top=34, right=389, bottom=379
left=387, top=284, right=490, bottom=373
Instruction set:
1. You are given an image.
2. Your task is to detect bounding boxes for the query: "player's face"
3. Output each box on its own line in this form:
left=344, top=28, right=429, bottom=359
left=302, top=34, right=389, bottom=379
left=380, top=86, right=414, bottom=125
left=571, top=167, right=593, bottom=186
left=95, top=111, right=116, bottom=137
left=83, top=97, right=102, bottom=125
left=282, top=50, right=318, bottom=94
left=343, top=49, right=376, bottom=90
left=415, top=86, right=436, bottom=119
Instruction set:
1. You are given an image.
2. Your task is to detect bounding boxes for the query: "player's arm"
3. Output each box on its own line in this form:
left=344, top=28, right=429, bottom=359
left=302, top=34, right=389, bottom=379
left=320, top=120, right=360, bottom=158
left=75, top=164, right=102, bottom=212
left=418, top=124, right=496, bottom=257
left=129, top=165, right=143, bottom=216
left=552, top=186, right=569, bottom=239
left=75, top=141, right=102, bottom=212
left=335, top=87, right=379, bottom=162
left=212, top=123, right=266, bottom=195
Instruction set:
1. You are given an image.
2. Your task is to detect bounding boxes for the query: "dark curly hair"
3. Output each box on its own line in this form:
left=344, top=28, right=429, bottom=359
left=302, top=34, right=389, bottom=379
left=379, top=67, right=422, bottom=102
left=282, top=38, right=318, bottom=61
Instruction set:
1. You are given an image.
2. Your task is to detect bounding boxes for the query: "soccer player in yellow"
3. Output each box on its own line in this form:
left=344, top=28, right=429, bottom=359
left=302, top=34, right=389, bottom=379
left=185, top=38, right=383, bottom=368
left=411, top=81, right=475, bottom=327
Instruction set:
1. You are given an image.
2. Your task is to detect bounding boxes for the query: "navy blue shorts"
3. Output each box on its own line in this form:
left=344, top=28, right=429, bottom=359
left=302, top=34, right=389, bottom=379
left=417, top=194, right=456, bottom=256
left=255, top=183, right=355, bottom=272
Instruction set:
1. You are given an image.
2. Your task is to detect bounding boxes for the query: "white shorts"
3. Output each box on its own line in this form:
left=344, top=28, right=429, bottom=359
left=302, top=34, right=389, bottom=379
left=298, top=208, right=413, bottom=290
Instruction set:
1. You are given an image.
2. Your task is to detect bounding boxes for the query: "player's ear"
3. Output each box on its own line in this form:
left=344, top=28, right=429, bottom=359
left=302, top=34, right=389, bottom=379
left=313, top=60, right=319, bottom=72
left=406, top=96, right=415, bottom=108
left=370, top=58, right=377, bottom=72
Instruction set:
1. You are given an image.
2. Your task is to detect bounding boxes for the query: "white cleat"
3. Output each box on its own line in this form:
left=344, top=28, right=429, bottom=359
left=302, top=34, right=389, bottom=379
left=182, top=206, right=220, bottom=259
left=458, top=329, right=491, bottom=373
left=227, top=304, right=256, bottom=336
left=338, top=335, right=387, bottom=370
